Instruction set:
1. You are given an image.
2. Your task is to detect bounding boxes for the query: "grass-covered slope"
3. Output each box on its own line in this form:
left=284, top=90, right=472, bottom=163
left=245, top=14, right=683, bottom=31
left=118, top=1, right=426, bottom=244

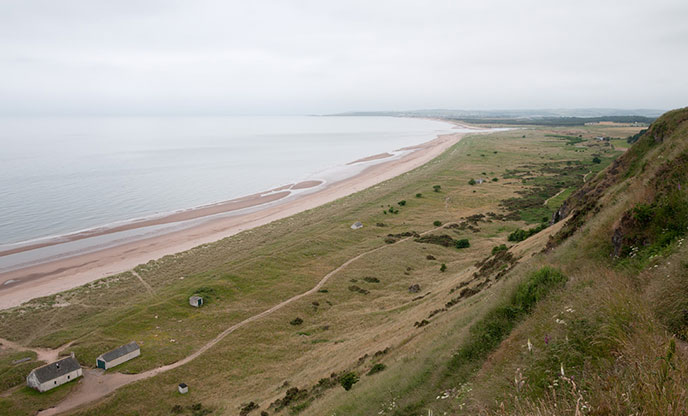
left=0, top=117, right=670, bottom=416
left=430, top=107, right=688, bottom=416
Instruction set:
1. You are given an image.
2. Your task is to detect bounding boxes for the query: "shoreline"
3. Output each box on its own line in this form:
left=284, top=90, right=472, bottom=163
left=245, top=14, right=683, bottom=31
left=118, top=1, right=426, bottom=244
left=0, top=126, right=478, bottom=309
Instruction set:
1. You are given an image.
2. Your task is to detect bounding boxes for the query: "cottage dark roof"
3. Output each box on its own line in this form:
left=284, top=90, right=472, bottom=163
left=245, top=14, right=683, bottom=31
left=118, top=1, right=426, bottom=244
left=99, top=341, right=140, bottom=362
left=31, top=356, right=81, bottom=383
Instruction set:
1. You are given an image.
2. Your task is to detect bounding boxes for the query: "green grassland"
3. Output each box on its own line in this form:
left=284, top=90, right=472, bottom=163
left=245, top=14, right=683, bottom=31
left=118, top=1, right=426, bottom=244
left=0, top=121, right=650, bottom=416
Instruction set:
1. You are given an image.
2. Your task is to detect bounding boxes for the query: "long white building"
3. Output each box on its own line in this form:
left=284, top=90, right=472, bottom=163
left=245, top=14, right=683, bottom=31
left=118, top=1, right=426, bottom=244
left=26, top=355, right=82, bottom=392
left=96, top=341, right=140, bottom=370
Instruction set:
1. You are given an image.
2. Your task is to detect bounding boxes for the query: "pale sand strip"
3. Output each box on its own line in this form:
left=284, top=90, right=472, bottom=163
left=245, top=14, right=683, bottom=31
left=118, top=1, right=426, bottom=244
left=0, top=129, right=472, bottom=309
left=347, top=152, right=393, bottom=164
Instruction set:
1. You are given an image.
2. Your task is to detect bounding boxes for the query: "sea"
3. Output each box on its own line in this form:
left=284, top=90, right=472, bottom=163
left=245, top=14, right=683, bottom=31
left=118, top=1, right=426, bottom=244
left=0, top=116, right=460, bottom=259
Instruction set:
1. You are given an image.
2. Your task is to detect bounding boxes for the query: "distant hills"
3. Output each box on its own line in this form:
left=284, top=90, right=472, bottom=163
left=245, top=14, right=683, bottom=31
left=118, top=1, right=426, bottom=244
left=329, top=108, right=663, bottom=125
left=330, top=108, right=665, bottom=118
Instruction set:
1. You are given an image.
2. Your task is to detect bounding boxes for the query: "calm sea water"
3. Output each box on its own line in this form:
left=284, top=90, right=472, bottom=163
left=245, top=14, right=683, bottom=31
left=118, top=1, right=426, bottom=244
left=0, top=116, right=455, bottom=248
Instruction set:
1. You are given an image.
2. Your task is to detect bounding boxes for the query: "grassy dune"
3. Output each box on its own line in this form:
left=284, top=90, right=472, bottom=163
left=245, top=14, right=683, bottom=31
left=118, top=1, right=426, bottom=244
left=0, top=122, right=640, bottom=416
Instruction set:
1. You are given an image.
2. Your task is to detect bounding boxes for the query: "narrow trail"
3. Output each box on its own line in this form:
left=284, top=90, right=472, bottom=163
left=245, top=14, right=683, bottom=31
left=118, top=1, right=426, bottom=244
left=583, top=170, right=593, bottom=183
left=543, top=188, right=567, bottom=207
left=131, top=270, right=155, bottom=296
left=37, top=224, right=449, bottom=415
left=0, top=337, right=73, bottom=364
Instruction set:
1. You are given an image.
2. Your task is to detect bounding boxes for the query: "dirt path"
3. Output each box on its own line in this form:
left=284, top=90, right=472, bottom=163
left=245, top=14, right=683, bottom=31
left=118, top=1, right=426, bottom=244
left=36, top=225, right=451, bottom=415
left=583, top=170, right=593, bottom=183
left=0, top=337, right=73, bottom=364
left=543, top=188, right=568, bottom=207
left=131, top=270, right=155, bottom=296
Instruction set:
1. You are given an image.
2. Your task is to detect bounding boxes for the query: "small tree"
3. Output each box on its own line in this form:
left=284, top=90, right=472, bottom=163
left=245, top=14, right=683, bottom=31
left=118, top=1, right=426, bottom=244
left=433, top=220, right=442, bottom=226
left=290, top=317, right=303, bottom=326
left=415, top=193, right=422, bottom=198
left=398, top=200, right=406, bottom=206
left=440, top=263, right=447, bottom=272
left=433, top=185, right=441, bottom=192
left=468, top=179, right=476, bottom=186
left=339, top=372, right=359, bottom=391
left=592, top=156, right=602, bottom=164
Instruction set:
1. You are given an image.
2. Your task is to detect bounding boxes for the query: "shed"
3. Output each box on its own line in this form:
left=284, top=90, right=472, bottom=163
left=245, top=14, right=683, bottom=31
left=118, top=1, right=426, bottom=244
left=178, top=383, right=188, bottom=394
left=26, top=355, right=82, bottom=392
left=189, top=295, right=203, bottom=307
left=96, top=341, right=140, bottom=370
left=350, top=221, right=363, bottom=230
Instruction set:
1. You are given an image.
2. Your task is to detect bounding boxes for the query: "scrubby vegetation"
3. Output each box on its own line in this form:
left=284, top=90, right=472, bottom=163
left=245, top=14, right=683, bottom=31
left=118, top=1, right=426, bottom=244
left=507, top=223, right=548, bottom=242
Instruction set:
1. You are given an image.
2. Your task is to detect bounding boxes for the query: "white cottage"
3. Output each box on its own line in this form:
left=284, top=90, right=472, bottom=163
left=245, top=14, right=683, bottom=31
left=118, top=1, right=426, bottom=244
left=96, top=341, right=140, bottom=370
left=26, top=355, right=82, bottom=392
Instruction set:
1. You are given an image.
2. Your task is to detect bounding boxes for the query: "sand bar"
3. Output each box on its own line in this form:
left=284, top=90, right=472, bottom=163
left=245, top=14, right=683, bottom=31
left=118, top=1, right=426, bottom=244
left=0, top=127, right=477, bottom=309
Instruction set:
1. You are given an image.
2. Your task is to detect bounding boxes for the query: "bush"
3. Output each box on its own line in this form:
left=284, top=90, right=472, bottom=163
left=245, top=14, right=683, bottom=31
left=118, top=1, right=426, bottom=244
left=363, top=277, right=380, bottom=283
left=398, top=200, right=406, bottom=206
left=491, top=244, right=508, bottom=254
left=440, top=263, right=447, bottom=272
left=455, top=239, right=470, bottom=249
left=339, top=372, right=359, bottom=391
left=415, top=193, right=422, bottom=198
left=510, top=267, right=568, bottom=313
left=507, top=223, right=548, bottom=242
left=239, top=402, right=260, bottom=416
left=468, top=179, right=477, bottom=186
left=433, top=185, right=441, bottom=192
left=367, top=363, right=387, bottom=375
left=492, top=177, right=499, bottom=182
left=433, top=220, right=442, bottom=226
left=290, top=317, right=303, bottom=326
left=592, top=156, right=602, bottom=164
left=348, top=285, right=369, bottom=295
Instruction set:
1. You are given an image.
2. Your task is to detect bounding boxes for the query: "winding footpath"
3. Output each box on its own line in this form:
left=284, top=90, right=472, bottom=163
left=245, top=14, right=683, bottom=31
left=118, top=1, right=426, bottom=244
left=35, top=226, right=442, bottom=415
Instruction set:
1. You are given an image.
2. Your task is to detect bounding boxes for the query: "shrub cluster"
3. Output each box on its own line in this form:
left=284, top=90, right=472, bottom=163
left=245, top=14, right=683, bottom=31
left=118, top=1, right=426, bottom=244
left=507, top=223, right=548, bottom=242
left=455, top=239, right=470, bottom=249
left=491, top=244, right=508, bottom=254
left=338, top=372, right=359, bottom=391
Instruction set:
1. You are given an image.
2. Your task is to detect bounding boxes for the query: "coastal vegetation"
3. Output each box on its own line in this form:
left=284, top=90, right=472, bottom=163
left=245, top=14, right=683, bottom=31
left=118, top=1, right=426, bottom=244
left=3, top=111, right=687, bottom=416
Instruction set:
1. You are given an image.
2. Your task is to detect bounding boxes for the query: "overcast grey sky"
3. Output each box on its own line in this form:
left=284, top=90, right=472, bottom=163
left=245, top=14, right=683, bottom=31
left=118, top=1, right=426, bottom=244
left=1, top=0, right=686, bottom=115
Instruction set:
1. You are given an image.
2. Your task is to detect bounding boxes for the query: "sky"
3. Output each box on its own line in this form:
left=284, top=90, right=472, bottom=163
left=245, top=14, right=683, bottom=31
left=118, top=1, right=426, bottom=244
left=1, top=0, right=687, bottom=115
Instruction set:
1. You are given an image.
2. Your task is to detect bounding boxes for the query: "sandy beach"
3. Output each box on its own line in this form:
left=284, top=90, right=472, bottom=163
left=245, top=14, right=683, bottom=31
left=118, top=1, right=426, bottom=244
left=0, top=128, right=474, bottom=309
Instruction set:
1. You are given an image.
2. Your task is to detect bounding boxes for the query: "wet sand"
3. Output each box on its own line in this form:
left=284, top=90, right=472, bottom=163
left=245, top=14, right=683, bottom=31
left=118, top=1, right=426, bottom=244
left=0, top=129, right=474, bottom=309
left=347, top=152, right=393, bottom=164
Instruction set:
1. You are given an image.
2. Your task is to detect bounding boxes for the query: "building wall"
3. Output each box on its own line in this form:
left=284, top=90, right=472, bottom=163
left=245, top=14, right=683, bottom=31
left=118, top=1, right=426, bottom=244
left=28, top=368, right=82, bottom=392
left=104, top=349, right=140, bottom=369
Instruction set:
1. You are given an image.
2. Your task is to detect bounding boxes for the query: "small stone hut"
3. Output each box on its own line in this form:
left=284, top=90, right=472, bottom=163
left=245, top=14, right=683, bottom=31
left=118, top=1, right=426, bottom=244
left=178, top=383, right=189, bottom=394
left=96, top=341, right=140, bottom=370
left=26, top=355, right=82, bottom=392
left=189, top=295, right=203, bottom=307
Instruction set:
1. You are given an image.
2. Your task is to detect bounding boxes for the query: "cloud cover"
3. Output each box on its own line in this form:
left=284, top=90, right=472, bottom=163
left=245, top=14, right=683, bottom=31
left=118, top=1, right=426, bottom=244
left=1, top=0, right=686, bottom=115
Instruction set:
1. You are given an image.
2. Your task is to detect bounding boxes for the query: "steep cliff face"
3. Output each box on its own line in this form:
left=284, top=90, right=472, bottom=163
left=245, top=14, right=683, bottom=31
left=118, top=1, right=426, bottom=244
left=611, top=151, right=688, bottom=258
left=547, top=107, right=688, bottom=254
